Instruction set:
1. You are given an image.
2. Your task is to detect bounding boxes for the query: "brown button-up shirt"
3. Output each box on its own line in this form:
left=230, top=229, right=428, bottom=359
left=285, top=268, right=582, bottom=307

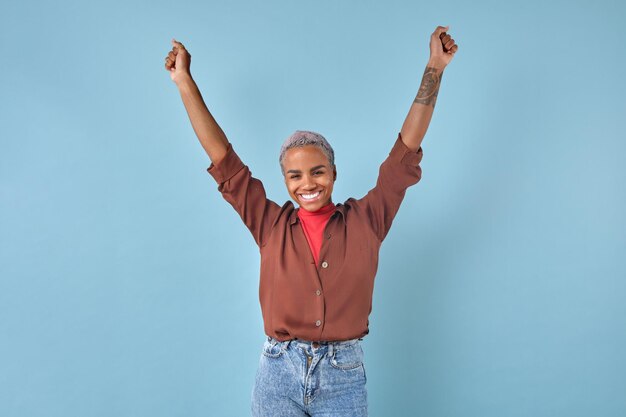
left=207, top=132, right=423, bottom=341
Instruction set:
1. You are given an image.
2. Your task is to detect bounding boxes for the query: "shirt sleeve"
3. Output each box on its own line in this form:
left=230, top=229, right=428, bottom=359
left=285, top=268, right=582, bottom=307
left=207, top=143, right=282, bottom=247
left=356, top=132, right=423, bottom=241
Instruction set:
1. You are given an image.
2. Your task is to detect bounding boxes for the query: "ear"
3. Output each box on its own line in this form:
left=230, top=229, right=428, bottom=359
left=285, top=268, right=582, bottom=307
left=333, top=166, right=337, bottom=181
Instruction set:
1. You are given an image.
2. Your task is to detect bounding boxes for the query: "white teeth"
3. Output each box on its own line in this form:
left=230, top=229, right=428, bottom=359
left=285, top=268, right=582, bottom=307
left=300, top=191, right=320, bottom=200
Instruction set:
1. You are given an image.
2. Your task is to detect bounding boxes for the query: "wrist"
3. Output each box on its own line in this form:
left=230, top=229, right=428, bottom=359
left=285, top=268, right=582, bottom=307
left=427, top=58, right=446, bottom=71
left=175, top=72, right=194, bottom=89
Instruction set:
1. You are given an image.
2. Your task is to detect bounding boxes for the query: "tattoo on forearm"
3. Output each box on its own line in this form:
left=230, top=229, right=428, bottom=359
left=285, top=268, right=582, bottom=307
left=414, top=67, right=443, bottom=108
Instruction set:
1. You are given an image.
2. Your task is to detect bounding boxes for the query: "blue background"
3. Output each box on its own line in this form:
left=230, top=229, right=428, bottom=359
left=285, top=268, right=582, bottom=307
left=1, top=0, right=625, bottom=416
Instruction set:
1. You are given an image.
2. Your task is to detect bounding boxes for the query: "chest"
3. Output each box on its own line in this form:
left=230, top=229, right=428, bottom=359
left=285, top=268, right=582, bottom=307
left=260, top=214, right=380, bottom=280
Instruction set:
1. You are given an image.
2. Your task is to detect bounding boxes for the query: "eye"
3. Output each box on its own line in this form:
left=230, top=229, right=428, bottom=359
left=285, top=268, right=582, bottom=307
left=290, top=174, right=300, bottom=179
left=313, top=170, right=323, bottom=175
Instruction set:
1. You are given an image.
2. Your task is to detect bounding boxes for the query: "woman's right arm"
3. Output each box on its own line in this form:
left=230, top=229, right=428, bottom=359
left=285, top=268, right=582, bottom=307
left=165, top=39, right=228, bottom=164
left=165, top=39, right=282, bottom=246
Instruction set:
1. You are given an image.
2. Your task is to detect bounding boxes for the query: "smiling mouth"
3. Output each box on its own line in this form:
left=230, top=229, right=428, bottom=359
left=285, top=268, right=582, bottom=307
left=299, top=191, right=321, bottom=202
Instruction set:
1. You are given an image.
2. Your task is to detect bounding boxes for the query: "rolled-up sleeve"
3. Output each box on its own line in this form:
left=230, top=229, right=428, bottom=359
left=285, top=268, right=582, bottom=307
left=207, top=143, right=246, bottom=184
left=357, top=132, right=423, bottom=241
left=207, top=143, right=281, bottom=247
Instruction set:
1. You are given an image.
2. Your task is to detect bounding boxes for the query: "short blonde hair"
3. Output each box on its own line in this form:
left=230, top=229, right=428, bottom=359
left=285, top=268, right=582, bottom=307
left=279, top=130, right=335, bottom=175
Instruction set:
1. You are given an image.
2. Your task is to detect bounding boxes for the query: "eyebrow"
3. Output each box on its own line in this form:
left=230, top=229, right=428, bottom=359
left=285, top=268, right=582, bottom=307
left=286, top=165, right=327, bottom=174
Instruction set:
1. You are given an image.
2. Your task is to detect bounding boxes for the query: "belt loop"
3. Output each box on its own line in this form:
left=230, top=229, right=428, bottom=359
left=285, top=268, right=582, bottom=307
left=328, top=342, right=334, bottom=358
left=270, top=336, right=280, bottom=349
left=284, top=339, right=291, bottom=350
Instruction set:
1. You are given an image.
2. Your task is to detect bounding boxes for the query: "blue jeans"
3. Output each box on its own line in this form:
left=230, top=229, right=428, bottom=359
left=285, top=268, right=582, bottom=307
left=251, top=336, right=368, bottom=416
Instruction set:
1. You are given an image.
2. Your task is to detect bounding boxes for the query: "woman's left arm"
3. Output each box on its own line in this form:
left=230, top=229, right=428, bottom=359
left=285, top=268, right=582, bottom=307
left=400, top=26, right=458, bottom=152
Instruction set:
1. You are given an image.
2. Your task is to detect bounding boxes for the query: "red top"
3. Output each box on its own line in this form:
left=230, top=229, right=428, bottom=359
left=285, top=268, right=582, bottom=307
left=297, top=202, right=336, bottom=266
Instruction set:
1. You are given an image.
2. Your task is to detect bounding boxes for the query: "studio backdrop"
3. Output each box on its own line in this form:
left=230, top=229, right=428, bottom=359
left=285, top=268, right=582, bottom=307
left=1, top=0, right=625, bottom=416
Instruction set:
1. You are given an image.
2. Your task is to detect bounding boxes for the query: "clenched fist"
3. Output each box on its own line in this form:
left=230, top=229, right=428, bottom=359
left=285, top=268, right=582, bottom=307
left=164, top=39, right=192, bottom=85
left=429, top=26, right=458, bottom=69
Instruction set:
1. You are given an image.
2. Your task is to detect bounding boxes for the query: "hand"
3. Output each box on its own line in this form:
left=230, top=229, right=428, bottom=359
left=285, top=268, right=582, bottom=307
left=429, top=26, right=458, bottom=69
left=164, top=39, right=192, bottom=84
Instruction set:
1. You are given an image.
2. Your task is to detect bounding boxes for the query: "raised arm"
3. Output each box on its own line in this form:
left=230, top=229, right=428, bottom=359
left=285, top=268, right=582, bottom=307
left=164, top=39, right=229, bottom=164
left=400, top=26, right=458, bottom=152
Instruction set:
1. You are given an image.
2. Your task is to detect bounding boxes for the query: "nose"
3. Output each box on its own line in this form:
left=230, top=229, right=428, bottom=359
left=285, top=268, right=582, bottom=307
left=302, top=174, right=316, bottom=190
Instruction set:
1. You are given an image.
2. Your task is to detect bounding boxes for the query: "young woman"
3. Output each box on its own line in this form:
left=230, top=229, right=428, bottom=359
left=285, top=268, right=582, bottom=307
left=164, top=26, right=457, bottom=417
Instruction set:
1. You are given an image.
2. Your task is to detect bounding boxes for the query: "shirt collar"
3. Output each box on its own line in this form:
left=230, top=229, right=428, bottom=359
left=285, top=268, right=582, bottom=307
left=289, top=203, right=346, bottom=225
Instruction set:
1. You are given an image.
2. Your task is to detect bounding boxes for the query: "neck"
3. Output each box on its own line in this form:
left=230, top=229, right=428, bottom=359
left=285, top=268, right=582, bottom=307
left=299, top=200, right=335, bottom=214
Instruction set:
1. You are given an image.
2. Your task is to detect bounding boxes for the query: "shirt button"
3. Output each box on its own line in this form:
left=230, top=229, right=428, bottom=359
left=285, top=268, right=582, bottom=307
left=321, top=261, right=328, bottom=268
left=315, top=320, right=322, bottom=327
left=315, top=290, right=321, bottom=296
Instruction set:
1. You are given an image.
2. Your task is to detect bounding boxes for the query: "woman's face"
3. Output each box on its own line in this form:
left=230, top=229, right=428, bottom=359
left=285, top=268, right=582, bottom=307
left=282, top=145, right=336, bottom=212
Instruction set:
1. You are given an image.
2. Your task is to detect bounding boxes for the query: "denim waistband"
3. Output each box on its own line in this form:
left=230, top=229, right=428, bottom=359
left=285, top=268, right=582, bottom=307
left=267, top=335, right=362, bottom=347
